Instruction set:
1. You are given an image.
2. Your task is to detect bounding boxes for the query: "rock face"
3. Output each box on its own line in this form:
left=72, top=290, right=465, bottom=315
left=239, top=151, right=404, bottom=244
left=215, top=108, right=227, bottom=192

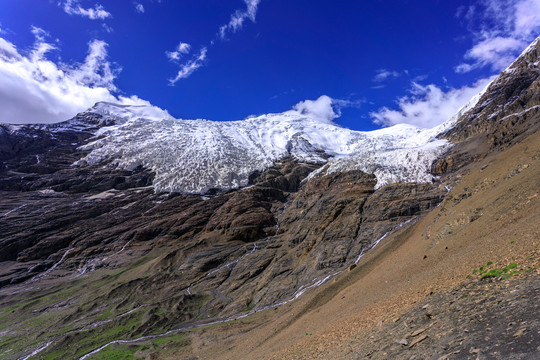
left=0, top=129, right=447, bottom=360
left=446, top=39, right=540, bottom=147
left=433, top=37, right=540, bottom=176
left=0, top=145, right=444, bottom=309
left=0, top=37, right=539, bottom=360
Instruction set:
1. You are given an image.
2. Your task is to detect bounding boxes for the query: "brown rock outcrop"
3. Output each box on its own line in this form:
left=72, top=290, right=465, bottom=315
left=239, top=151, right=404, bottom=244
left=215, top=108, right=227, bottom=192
left=434, top=37, right=540, bottom=175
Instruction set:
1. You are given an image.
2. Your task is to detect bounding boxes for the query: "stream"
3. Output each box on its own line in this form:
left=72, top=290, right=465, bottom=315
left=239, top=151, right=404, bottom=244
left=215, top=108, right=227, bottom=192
left=75, top=217, right=418, bottom=360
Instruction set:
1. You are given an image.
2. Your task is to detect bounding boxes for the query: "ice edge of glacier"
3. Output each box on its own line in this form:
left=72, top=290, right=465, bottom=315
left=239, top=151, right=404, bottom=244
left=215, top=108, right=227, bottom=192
left=73, top=88, right=482, bottom=194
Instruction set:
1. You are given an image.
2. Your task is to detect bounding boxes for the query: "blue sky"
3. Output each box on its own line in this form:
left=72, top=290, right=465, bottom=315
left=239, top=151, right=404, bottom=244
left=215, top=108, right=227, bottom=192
left=0, top=0, right=539, bottom=130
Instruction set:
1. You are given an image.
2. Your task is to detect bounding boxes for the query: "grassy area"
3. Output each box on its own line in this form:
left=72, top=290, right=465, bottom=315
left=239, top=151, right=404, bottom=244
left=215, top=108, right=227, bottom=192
left=473, top=261, right=524, bottom=280
left=0, top=268, right=144, bottom=359
left=86, top=344, right=145, bottom=360
left=0, top=247, right=203, bottom=360
left=151, top=333, right=185, bottom=346
left=41, top=308, right=146, bottom=359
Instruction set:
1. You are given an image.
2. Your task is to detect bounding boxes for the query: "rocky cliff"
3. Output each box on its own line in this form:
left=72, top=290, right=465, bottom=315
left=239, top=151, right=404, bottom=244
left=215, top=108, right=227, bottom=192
left=433, top=37, right=540, bottom=176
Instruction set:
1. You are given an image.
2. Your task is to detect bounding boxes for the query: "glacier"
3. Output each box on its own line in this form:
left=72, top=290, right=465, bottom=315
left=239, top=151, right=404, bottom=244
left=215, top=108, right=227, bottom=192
left=75, top=93, right=487, bottom=194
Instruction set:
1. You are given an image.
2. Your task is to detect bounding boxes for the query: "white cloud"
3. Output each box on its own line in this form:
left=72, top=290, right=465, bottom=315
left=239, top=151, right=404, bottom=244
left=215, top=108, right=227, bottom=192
left=515, top=0, right=540, bottom=37
left=292, top=95, right=364, bottom=124
left=30, top=26, right=48, bottom=42
left=0, top=29, right=145, bottom=124
left=456, top=0, right=540, bottom=73
left=370, top=78, right=494, bottom=128
left=168, top=0, right=262, bottom=82
left=102, top=23, right=114, bottom=33
left=166, top=42, right=191, bottom=61
left=456, top=36, right=526, bottom=73
left=29, top=26, right=56, bottom=62
left=135, top=3, right=145, bottom=13
left=332, top=98, right=365, bottom=112
left=71, top=39, right=117, bottom=89
left=219, top=0, right=261, bottom=39
left=169, top=47, right=207, bottom=84
left=373, top=69, right=401, bottom=82
left=293, top=95, right=337, bottom=124
left=61, top=0, right=112, bottom=20
left=0, top=38, right=21, bottom=61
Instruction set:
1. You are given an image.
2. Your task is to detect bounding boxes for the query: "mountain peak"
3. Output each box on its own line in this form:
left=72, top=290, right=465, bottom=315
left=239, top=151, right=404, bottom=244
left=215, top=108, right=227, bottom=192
left=75, top=104, right=450, bottom=193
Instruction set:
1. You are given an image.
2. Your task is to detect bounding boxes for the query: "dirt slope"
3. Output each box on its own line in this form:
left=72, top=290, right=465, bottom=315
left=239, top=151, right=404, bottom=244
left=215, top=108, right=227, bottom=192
left=173, top=122, right=539, bottom=360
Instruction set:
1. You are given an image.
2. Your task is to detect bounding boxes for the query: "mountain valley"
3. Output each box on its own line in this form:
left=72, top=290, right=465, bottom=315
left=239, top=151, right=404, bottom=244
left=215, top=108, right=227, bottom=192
left=0, top=36, right=539, bottom=360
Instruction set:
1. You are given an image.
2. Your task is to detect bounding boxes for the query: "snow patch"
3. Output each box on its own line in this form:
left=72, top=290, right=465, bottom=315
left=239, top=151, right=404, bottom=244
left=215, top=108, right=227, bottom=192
left=86, top=189, right=118, bottom=200
left=76, top=102, right=460, bottom=193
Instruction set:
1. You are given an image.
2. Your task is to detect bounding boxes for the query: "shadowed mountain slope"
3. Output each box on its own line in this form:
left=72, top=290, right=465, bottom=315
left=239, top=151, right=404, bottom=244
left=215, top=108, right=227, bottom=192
left=0, top=37, right=538, bottom=360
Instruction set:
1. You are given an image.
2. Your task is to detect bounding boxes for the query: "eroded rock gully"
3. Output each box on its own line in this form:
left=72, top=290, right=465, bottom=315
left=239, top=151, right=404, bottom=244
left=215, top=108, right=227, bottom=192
left=0, top=144, right=446, bottom=360
left=0, top=146, right=444, bottom=318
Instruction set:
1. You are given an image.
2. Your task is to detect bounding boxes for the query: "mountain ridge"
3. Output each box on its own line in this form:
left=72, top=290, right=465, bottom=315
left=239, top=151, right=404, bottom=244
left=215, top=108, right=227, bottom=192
left=0, top=35, right=538, bottom=360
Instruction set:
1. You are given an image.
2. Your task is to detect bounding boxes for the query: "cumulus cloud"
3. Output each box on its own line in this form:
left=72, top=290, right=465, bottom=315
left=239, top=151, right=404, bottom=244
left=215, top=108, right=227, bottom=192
left=71, top=40, right=117, bottom=89
left=292, top=95, right=364, bottom=124
left=293, top=96, right=337, bottom=124
left=0, top=29, right=145, bottom=124
left=166, top=42, right=191, bottom=61
left=219, top=0, right=261, bottom=39
left=456, top=36, right=525, bottom=73
left=169, top=47, right=207, bottom=84
left=370, top=78, right=494, bottom=128
left=456, top=0, right=540, bottom=73
left=135, top=3, right=145, bottom=13
left=61, top=0, right=112, bottom=20
left=373, top=69, right=401, bottom=82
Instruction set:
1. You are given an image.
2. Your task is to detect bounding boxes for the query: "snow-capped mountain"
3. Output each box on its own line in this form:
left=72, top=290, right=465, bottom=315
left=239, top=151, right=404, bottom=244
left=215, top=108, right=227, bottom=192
left=73, top=90, right=487, bottom=194
left=1, top=32, right=539, bottom=360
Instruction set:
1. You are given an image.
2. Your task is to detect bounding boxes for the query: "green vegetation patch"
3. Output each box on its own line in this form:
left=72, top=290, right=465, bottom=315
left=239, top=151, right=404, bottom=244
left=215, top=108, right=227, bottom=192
left=151, top=333, right=185, bottom=347
left=40, top=307, right=148, bottom=360
left=86, top=343, right=145, bottom=360
left=473, top=262, right=523, bottom=281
